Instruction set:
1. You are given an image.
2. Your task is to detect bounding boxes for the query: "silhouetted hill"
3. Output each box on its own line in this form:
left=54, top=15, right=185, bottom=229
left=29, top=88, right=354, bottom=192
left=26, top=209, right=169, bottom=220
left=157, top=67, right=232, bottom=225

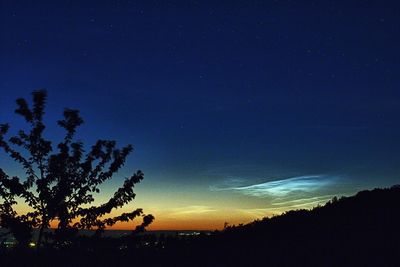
left=198, top=185, right=400, bottom=266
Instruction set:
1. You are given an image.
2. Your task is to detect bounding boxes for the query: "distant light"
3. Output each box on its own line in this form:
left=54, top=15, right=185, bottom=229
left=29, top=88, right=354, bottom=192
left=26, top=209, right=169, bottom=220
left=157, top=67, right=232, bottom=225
left=178, top=231, right=201, bottom=236
left=29, top=242, right=36, bottom=248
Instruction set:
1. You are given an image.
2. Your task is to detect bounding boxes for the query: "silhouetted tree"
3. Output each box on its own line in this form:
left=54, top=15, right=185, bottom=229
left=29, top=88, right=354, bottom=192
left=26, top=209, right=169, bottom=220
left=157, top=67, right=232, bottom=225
left=0, top=168, right=33, bottom=247
left=0, top=90, right=154, bottom=248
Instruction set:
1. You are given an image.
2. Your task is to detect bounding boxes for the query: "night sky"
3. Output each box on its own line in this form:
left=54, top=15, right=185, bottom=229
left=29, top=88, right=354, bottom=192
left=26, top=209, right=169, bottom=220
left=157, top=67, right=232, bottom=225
left=1, top=1, right=400, bottom=230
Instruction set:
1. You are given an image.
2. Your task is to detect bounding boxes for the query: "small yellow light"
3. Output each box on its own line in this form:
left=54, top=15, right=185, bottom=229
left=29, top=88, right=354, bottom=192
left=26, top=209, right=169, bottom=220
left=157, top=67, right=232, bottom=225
left=29, top=242, right=36, bottom=248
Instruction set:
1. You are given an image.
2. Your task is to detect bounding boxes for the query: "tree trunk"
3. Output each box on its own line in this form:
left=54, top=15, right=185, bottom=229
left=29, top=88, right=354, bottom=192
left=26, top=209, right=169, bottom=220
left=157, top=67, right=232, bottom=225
left=36, top=221, right=45, bottom=250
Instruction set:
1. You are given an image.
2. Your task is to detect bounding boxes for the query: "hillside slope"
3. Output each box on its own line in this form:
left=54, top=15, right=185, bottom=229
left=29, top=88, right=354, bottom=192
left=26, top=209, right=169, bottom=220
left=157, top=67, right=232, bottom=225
left=206, top=185, right=400, bottom=266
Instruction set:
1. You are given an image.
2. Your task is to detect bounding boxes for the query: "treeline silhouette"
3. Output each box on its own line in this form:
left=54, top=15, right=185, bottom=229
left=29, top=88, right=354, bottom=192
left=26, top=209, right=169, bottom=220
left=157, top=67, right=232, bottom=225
left=1, top=185, right=399, bottom=266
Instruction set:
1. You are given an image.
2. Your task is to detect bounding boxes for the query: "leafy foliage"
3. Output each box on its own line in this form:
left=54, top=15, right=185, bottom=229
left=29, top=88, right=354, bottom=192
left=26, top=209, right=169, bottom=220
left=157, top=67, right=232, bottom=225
left=0, top=90, right=154, bottom=247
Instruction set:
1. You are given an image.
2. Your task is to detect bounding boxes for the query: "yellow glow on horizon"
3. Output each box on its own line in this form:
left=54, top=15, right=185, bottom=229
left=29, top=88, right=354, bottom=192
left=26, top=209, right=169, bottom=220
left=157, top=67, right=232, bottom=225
left=15, top=197, right=327, bottom=231
left=41, top=205, right=269, bottom=231
left=11, top=179, right=335, bottom=231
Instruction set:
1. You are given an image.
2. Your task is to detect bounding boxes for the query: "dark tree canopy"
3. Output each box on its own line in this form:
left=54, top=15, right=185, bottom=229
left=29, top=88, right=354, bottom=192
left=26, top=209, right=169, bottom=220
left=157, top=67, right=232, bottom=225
left=0, top=90, right=154, bottom=247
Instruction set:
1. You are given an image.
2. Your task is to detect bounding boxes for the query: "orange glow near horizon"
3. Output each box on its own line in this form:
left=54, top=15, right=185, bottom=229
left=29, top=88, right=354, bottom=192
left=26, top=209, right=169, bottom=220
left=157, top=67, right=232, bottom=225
left=14, top=190, right=333, bottom=231
left=12, top=175, right=340, bottom=231
left=46, top=212, right=261, bottom=231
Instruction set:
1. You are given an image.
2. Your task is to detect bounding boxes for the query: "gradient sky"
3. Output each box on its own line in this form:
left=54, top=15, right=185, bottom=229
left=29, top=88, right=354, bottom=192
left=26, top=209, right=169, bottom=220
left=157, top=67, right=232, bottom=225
left=1, top=1, right=400, bottom=230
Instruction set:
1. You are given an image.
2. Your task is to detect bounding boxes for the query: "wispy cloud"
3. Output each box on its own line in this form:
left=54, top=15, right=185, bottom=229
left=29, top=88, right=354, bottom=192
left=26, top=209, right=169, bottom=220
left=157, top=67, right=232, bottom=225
left=210, top=175, right=335, bottom=198
left=270, top=195, right=336, bottom=207
left=209, top=174, right=347, bottom=215
left=168, top=206, right=217, bottom=217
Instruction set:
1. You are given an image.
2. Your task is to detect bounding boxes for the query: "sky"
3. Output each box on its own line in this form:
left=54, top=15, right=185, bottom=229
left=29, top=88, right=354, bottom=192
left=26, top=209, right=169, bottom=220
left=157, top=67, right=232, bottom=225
left=1, top=0, right=400, bottom=230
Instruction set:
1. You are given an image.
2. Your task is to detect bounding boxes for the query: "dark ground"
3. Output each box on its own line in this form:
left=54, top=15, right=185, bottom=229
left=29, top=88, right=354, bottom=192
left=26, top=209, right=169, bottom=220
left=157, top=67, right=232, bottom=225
left=1, top=186, right=400, bottom=267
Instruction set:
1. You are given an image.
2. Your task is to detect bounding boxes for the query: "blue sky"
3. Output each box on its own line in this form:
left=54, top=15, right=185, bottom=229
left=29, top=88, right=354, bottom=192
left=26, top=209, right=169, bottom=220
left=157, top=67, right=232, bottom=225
left=1, top=0, right=400, bottom=229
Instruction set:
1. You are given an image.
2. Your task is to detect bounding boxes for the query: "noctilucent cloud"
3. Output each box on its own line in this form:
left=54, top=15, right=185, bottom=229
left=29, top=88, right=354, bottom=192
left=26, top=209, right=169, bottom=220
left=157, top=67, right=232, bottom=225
left=1, top=1, right=400, bottom=230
